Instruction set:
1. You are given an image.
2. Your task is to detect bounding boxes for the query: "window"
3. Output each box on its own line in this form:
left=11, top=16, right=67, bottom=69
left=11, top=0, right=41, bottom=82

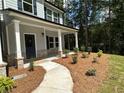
left=47, top=37, right=59, bottom=49
left=53, top=12, right=58, bottom=23
left=18, top=0, right=37, bottom=14
left=46, top=9, right=52, bottom=21
left=23, top=0, right=33, bottom=13
left=49, top=37, right=54, bottom=48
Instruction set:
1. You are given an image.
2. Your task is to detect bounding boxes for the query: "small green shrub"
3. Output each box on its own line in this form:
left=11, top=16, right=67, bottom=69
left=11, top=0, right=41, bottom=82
left=82, top=52, right=88, bottom=58
left=87, top=47, right=92, bottom=54
left=63, top=49, right=69, bottom=58
left=92, top=57, right=98, bottom=63
left=73, top=48, right=79, bottom=53
left=81, top=45, right=85, bottom=52
left=97, top=50, right=103, bottom=57
left=29, top=60, right=34, bottom=71
left=71, top=55, right=78, bottom=64
left=85, top=68, right=96, bottom=76
left=0, top=76, right=15, bottom=93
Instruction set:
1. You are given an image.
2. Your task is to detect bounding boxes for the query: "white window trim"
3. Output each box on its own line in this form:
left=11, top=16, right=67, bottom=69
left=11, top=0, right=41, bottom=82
left=22, top=0, right=34, bottom=14
left=48, top=36, right=59, bottom=49
left=46, top=8, right=52, bottom=21
left=49, top=37, right=54, bottom=49
left=53, top=12, right=58, bottom=23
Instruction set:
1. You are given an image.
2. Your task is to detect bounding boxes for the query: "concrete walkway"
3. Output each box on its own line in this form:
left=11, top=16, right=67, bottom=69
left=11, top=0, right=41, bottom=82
left=32, top=57, right=73, bottom=93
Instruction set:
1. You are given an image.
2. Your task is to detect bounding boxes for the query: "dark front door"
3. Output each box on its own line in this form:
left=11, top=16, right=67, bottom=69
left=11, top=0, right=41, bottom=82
left=25, top=34, right=36, bottom=59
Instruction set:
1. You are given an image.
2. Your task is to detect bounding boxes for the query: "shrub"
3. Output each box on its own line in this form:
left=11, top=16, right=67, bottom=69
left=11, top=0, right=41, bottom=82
left=87, top=47, right=92, bottom=54
left=81, top=45, right=85, bottom=52
left=0, top=76, right=15, bottom=93
left=82, top=52, right=88, bottom=58
left=85, top=68, right=96, bottom=76
left=92, top=57, right=98, bottom=63
left=71, top=55, right=78, bottom=64
left=73, top=48, right=79, bottom=53
left=63, top=49, right=69, bottom=58
left=29, top=59, right=34, bottom=71
left=97, top=50, right=103, bottom=57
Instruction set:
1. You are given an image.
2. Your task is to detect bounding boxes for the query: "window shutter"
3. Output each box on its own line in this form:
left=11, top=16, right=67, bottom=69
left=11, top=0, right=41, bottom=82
left=18, top=0, right=22, bottom=11
left=44, top=7, right=47, bottom=19
left=33, top=0, right=37, bottom=15
left=62, top=13, right=64, bottom=24
left=58, top=13, right=60, bottom=23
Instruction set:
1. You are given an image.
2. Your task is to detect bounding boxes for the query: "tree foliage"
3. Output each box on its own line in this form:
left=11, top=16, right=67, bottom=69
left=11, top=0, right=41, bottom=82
left=66, top=0, right=124, bottom=55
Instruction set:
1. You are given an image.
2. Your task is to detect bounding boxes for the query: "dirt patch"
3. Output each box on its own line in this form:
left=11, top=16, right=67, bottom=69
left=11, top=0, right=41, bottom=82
left=9, top=66, right=46, bottom=93
left=53, top=53, right=109, bottom=93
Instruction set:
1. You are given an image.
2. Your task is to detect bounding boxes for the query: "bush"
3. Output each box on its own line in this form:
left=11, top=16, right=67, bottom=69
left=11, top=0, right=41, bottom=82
left=73, top=48, right=79, bottom=53
left=92, top=57, right=98, bottom=63
left=87, top=47, right=92, bottom=54
left=82, top=52, right=88, bottom=58
left=0, top=76, right=15, bottom=93
left=63, top=49, right=69, bottom=58
left=81, top=45, right=85, bottom=52
left=85, top=68, right=96, bottom=76
left=97, top=50, right=103, bottom=57
left=71, top=55, right=78, bottom=64
left=29, top=59, right=34, bottom=71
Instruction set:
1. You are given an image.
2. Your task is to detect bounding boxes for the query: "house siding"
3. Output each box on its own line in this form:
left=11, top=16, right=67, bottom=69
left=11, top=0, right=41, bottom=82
left=36, top=0, right=45, bottom=18
left=0, top=0, right=2, bottom=10
left=6, top=0, right=18, bottom=10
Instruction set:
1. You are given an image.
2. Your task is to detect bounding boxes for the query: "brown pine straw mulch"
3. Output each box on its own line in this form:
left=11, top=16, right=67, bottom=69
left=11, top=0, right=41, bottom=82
left=9, top=66, right=46, bottom=93
left=53, top=53, right=109, bottom=93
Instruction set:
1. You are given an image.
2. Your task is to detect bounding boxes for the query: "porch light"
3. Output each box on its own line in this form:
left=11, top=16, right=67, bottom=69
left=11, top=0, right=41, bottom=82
left=41, top=32, right=44, bottom=36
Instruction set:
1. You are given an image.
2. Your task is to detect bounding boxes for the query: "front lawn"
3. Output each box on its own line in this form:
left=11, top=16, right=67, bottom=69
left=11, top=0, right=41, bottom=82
left=98, top=55, right=124, bottom=93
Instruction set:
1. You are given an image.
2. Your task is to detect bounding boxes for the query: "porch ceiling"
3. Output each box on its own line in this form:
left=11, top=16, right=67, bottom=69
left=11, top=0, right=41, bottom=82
left=6, top=9, right=78, bottom=33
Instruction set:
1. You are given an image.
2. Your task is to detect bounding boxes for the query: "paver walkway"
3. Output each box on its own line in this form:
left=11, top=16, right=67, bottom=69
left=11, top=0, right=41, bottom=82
left=32, top=57, right=73, bottom=93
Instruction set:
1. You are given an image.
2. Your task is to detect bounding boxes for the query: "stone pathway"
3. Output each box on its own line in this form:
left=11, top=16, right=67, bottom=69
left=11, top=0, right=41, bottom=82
left=32, top=57, right=73, bottom=93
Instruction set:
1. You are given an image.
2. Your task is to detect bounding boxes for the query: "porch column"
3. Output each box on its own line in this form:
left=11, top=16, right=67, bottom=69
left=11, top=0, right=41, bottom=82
left=43, top=28, right=47, bottom=57
left=44, top=28, right=47, bottom=50
left=75, top=32, right=79, bottom=48
left=58, top=30, right=63, bottom=57
left=13, top=20, right=24, bottom=69
left=0, top=14, right=7, bottom=76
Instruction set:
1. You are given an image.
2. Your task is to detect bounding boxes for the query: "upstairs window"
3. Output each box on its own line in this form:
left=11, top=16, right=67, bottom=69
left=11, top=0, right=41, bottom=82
left=18, top=0, right=37, bottom=15
left=53, top=12, right=58, bottom=23
left=23, top=0, right=33, bottom=13
left=46, top=9, right=52, bottom=21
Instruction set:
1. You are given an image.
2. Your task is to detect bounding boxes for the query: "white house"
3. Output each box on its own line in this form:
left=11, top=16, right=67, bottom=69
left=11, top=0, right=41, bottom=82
left=0, top=0, right=78, bottom=72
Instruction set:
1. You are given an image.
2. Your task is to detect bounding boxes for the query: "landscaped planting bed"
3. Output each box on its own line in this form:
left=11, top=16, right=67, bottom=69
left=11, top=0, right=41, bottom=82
left=53, top=53, right=109, bottom=93
left=9, top=66, right=46, bottom=93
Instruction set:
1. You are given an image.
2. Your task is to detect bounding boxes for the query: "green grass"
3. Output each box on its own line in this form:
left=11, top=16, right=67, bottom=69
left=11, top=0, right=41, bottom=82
left=98, top=55, right=124, bottom=93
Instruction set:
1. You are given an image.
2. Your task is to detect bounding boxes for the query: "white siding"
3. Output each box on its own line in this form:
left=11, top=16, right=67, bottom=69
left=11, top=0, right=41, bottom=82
left=6, top=0, right=18, bottom=10
left=0, top=0, right=2, bottom=10
left=37, top=1, right=45, bottom=18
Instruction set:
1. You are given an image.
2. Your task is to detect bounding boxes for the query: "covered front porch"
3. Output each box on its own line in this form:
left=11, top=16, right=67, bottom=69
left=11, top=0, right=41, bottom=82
left=6, top=10, right=78, bottom=68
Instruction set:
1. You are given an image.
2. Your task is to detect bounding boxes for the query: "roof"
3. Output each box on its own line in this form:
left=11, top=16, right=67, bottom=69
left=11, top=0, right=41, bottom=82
left=5, top=8, right=78, bottom=31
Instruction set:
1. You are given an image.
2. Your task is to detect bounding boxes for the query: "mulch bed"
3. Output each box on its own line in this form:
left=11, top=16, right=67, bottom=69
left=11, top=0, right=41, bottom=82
left=9, top=66, right=46, bottom=93
left=53, top=53, right=109, bottom=93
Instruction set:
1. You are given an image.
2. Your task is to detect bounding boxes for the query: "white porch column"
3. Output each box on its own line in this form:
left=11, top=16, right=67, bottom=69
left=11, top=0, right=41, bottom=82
left=44, top=28, right=47, bottom=50
left=0, top=14, right=7, bottom=76
left=58, top=30, right=63, bottom=56
left=75, top=32, right=79, bottom=48
left=13, top=20, right=24, bottom=69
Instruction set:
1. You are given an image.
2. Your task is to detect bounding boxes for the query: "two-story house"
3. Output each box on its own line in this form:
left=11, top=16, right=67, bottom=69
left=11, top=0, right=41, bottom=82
left=0, top=0, right=78, bottom=69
